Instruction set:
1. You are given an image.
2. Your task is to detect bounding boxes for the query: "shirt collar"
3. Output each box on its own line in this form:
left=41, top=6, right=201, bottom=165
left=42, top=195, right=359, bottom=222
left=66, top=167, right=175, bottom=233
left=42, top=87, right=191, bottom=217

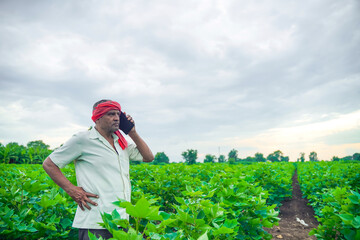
left=89, top=126, right=100, bottom=139
left=89, top=126, right=119, bottom=141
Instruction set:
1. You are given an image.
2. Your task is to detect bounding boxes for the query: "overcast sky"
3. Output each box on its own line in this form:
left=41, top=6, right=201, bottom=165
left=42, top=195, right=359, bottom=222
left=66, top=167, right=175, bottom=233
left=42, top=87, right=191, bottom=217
left=0, top=0, right=359, bottom=162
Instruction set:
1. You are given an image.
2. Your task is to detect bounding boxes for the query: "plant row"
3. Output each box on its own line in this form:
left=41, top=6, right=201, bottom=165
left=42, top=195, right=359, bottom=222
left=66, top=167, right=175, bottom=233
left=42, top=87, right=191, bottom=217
left=93, top=162, right=296, bottom=239
left=297, top=161, right=360, bottom=240
left=0, top=164, right=78, bottom=239
left=0, top=162, right=295, bottom=239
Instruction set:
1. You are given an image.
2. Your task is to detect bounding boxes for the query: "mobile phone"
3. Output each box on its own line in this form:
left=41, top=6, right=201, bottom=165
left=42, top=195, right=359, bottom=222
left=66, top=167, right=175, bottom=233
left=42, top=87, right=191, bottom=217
left=119, top=112, right=134, bottom=135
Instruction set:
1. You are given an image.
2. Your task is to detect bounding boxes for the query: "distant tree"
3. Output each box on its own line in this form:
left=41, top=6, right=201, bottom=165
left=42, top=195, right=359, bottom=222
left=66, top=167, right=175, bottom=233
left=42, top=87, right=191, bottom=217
left=254, top=152, right=266, bottom=162
left=0, top=140, right=54, bottom=164
left=2, top=142, right=28, bottom=164
left=309, top=151, right=318, bottom=162
left=0, top=142, right=4, bottom=158
left=341, top=156, right=353, bottom=161
left=245, top=156, right=255, bottom=162
left=298, top=152, right=305, bottom=162
left=182, top=149, right=198, bottom=165
left=26, top=140, right=52, bottom=164
left=228, top=157, right=236, bottom=165
left=267, top=150, right=289, bottom=162
left=267, top=150, right=283, bottom=162
left=204, top=154, right=216, bottom=163
left=331, top=156, right=340, bottom=161
left=153, top=152, right=170, bottom=165
left=353, top=153, right=360, bottom=161
left=27, top=140, right=50, bottom=150
left=228, top=149, right=238, bottom=161
left=130, top=160, right=142, bottom=165
left=218, top=154, right=226, bottom=163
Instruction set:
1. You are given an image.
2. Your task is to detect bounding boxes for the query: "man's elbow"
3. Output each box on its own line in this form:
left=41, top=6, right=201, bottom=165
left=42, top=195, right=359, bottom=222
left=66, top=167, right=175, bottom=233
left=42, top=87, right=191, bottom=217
left=42, top=157, right=50, bottom=170
left=143, top=154, right=154, bottom=163
left=43, top=157, right=55, bottom=172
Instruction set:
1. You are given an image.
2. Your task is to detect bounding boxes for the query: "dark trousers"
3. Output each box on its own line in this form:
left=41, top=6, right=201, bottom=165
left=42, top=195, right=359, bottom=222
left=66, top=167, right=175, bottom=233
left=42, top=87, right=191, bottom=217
left=78, top=228, right=113, bottom=240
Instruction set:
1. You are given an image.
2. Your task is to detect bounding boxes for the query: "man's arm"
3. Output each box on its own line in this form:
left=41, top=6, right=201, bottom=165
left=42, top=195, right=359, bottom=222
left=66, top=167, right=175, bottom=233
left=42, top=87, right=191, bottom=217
left=125, top=113, right=154, bottom=163
left=42, top=157, right=99, bottom=210
left=128, top=130, right=154, bottom=162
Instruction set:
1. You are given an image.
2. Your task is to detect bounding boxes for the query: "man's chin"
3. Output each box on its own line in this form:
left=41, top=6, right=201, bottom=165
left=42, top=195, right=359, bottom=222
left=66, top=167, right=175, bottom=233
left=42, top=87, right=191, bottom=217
left=111, top=126, right=120, bottom=132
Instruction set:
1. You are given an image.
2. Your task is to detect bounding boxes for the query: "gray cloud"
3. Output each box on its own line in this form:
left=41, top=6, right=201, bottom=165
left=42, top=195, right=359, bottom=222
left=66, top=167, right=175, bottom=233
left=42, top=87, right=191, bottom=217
left=1, top=0, right=359, bottom=161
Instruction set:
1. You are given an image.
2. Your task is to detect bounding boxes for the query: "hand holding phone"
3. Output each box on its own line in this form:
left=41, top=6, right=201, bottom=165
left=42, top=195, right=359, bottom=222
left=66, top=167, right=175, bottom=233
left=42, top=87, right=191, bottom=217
left=119, top=112, right=134, bottom=135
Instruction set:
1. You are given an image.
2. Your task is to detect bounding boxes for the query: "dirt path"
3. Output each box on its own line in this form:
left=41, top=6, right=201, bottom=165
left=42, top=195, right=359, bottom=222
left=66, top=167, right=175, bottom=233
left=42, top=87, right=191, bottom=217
left=265, top=170, right=318, bottom=240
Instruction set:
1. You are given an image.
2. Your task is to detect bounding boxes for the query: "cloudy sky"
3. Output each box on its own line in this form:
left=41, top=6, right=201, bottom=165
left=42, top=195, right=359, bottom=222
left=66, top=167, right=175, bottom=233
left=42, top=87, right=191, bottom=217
left=1, top=0, right=359, bottom=162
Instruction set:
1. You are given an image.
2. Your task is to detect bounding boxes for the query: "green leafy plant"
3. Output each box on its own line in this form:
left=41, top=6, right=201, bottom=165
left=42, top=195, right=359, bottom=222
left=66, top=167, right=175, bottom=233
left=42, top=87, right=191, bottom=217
left=298, top=161, right=360, bottom=239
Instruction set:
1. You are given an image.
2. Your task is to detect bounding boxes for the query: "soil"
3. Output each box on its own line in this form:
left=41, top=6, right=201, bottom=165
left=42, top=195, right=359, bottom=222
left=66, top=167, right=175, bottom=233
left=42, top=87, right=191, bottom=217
left=265, top=170, right=319, bottom=240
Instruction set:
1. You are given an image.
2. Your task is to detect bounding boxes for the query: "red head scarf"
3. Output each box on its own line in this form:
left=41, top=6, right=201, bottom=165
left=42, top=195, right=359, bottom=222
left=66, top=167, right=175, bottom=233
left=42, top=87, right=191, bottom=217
left=91, top=101, right=128, bottom=150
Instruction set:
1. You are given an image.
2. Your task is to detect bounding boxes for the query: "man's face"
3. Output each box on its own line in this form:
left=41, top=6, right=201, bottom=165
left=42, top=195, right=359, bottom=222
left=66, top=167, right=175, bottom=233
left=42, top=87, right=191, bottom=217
left=96, top=109, right=120, bottom=133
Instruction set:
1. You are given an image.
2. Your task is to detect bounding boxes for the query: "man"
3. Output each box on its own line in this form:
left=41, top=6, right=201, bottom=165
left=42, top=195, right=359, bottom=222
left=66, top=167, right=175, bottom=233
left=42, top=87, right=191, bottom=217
left=43, top=99, right=154, bottom=240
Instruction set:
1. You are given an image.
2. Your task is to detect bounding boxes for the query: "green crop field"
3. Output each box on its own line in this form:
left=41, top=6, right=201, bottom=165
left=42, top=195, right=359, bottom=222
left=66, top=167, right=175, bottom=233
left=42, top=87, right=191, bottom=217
left=0, top=161, right=359, bottom=240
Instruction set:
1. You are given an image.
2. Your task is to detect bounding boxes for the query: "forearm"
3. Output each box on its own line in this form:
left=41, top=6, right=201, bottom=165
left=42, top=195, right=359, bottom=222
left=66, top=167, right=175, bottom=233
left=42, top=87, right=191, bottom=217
left=42, top=157, right=75, bottom=193
left=43, top=157, right=98, bottom=210
left=128, top=131, right=154, bottom=162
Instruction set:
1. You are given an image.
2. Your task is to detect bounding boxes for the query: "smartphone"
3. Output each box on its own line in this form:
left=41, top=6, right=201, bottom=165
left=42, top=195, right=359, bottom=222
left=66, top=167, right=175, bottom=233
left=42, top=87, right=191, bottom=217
left=119, top=112, right=134, bottom=135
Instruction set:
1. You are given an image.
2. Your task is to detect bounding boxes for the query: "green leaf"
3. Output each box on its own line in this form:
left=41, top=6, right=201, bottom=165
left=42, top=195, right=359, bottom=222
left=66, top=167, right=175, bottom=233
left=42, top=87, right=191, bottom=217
left=164, top=232, right=179, bottom=240
left=160, top=211, right=171, bottom=220
left=126, top=227, right=143, bottom=240
left=197, top=210, right=205, bottom=219
left=113, top=199, right=132, bottom=209
left=262, top=219, right=273, bottom=228
left=149, top=233, right=162, bottom=240
left=17, top=224, right=38, bottom=233
left=113, top=219, right=129, bottom=229
left=160, top=218, right=177, bottom=227
left=32, top=221, right=57, bottom=231
left=38, top=195, right=56, bottom=209
left=197, top=231, right=208, bottom=240
left=309, top=229, right=316, bottom=236
left=60, top=218, right=72, bottom=229
left=250, top=218, right=261, bottom=226
left=112, top=229, right=129, bottom=239
left=223, top=219, right=237, bottom=229
left=123, top=196, right=151, bottom=219
left=175, top=196, right=186, bottom=205
left=111, top=209, right=121, bottom=219
left=3, top=207, right=14, bottom=219
left=205, top=189, right=216, bottom=198
left=350, top=190, right=360, bottom=199
left=147, top=206, right=162, bottom=221
left=342, top=228, right=357, bottom=240
left=186, top=185, right=193, bottom=192
left=351, top=217, right=360, bottom=229
left=356, top=216, right=360, bottom=225
left=88, top=231, right=103, bottom=240
left=338, top=214, right=354, bottom=222
left=100, top=212, right=118, bottom=231
left=213, top=226, right=234, bottom=236
left=348, top=195, right=359, bottom=204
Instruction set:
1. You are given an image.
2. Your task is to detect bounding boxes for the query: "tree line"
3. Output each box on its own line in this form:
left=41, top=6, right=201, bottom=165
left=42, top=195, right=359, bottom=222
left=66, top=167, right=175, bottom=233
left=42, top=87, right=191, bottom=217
left=153, top=149, right=360, bottom=165
left=176, top=149, right=289, bottom=165
left=1, top=141, right=359, bottom=165
left=0, top=140, right=52, bottom=164
left=296, top=151, right=360, bottom=162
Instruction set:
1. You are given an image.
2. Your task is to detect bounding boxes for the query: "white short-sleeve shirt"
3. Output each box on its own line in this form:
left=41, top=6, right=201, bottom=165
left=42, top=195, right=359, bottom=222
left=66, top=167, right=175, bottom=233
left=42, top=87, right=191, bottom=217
left=49, top=127, right=143, bottom=229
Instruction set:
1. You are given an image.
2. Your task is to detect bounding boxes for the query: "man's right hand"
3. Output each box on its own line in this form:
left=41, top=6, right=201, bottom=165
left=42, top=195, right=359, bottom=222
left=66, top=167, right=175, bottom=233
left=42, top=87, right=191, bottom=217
left=67, top=186, right=99, bottom=211
left=43, top=157, right=100, bottom=211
